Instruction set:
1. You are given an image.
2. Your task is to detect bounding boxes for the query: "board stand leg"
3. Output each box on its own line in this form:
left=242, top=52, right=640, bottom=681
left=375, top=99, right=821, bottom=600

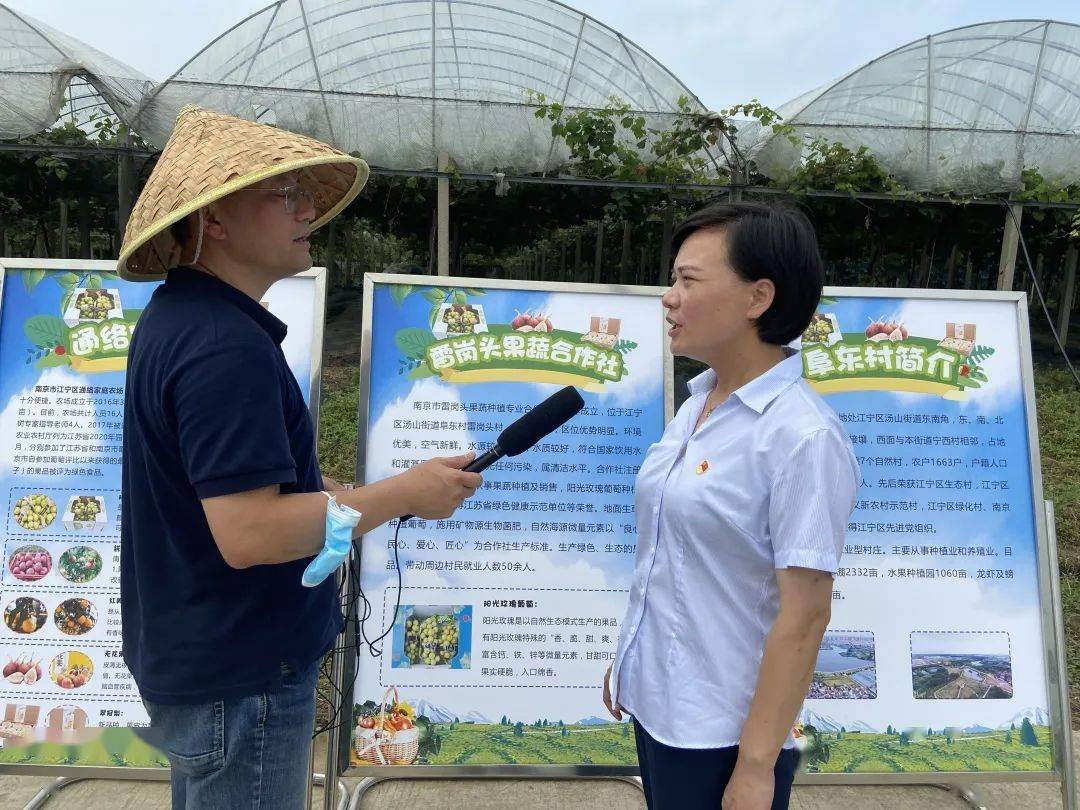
left=347, top=775, right=644, bottom=809
left=1045, top=501, right=1078, bottom=810
left=23, top=776, right=88, bottom=810
left=312, top=773, right=349, bottom=810
left=18, top=768, right=338, bottom=810
left=932, top=783, right=986, bottom=810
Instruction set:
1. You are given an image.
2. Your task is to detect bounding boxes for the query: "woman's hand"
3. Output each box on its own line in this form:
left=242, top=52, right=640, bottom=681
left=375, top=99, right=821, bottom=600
left=721, top=760, right=774, bottom=809
left=602, top=663, right=623, bottom=720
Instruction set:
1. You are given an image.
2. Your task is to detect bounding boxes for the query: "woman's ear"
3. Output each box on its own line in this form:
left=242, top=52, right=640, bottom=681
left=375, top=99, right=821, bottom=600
left=747, top=278, right=776, bottom=320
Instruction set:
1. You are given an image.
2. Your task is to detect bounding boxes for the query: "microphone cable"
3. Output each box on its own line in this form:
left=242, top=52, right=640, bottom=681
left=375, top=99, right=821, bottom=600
left=311, top=516, right=404, bottom=740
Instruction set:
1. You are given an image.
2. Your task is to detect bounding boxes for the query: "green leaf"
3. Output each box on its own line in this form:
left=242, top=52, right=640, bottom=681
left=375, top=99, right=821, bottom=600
left=423, top=289, right=446, bottom=305
left=409, top=364, right=435, bottom=380
left=21, top=269, right=46, bottom=293
left=390, top=284, right=413, bottom=307
left=452, top=290, right=467, bottom=305
left=36, top=351, right=71, bottom=369
left=24, top=315, right=68, bottom=349
left=55, top=272, right=79, bottom=290
left=86, top=275, right=102, bottom=289
left=464, top=288, right=486, bottom=296
left=97, top=271, right=120, bottom=280
left=394, top=327, right=436, bottom=360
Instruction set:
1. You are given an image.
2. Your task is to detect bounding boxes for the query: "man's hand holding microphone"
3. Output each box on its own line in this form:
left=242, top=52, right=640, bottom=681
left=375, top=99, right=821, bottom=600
left=398, top=453, right=483, bottom=520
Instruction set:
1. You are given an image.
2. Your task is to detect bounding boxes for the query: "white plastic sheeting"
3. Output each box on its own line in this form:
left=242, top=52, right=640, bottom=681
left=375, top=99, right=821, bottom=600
left=742, top=20, right=1080, bottom=193
left=0, top=3, right=150, bottom=138
left=128, top=0, right=711, bottom=173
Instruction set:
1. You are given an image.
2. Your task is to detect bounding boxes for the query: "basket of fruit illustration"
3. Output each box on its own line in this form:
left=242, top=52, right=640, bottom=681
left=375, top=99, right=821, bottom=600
left=354, top=687, right=419, bottom=765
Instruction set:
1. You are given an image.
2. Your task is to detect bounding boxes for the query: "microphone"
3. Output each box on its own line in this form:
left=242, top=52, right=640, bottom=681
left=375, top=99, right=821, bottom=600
left=399, top=386, right=585, bottom=522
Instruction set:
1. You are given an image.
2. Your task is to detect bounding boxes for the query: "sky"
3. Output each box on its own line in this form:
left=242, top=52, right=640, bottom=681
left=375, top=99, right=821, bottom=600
left=7, top=0, right=1080, bottom=110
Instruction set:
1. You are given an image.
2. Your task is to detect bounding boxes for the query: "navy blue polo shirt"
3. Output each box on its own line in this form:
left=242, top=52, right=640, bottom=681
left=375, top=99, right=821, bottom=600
left=121, top=266, right=341, bottom=705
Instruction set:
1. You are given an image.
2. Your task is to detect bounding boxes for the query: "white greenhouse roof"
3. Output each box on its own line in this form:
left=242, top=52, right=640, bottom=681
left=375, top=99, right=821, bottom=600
left=7, top=8, right=1080, bottom=191
left=128, top=0, right=711, bottom=173
left=741, top=20, right=1080, bottom=192
left=0, top=3, right=150, bottom=138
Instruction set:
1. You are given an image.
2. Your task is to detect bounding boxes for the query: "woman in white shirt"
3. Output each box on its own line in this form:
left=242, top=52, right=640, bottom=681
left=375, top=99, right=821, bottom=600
left=603, top=202, right=859, bottom=810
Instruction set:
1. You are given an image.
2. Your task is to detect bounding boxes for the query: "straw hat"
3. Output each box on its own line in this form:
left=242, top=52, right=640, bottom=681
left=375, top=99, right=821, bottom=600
left=118, top=105, right=369, bottom=280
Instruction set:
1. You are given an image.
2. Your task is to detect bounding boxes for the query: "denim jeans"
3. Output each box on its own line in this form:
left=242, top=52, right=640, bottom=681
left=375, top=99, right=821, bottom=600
left=140, top=660, right=320, bottom=810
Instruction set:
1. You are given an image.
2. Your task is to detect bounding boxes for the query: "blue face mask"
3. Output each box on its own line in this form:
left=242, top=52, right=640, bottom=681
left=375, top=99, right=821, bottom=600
left=302, top=494, right=361, bottom=588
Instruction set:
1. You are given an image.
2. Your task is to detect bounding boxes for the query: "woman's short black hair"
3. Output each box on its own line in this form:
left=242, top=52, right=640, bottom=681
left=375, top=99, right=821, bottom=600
left=670, top=201, right=824, bottom=345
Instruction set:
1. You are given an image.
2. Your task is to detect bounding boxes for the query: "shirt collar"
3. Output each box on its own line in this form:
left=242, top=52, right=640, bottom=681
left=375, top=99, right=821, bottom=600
left=167, top=266, right=288, bottom=345
left=686, top=348, right=803, bottom=415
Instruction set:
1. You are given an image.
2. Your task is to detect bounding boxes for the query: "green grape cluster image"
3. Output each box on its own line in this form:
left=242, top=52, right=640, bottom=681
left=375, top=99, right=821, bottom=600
left=74, top=290, right=115, bottom=320
left=405, top=614, right=459, bottom=666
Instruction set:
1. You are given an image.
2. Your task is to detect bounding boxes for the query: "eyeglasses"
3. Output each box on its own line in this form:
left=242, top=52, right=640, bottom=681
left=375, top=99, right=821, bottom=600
left=237, top=184, right=316, bottom=214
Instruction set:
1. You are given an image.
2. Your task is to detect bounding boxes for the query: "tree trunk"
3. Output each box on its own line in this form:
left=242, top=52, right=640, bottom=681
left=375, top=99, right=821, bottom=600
left=453, top=234, right=466, bottom=278
left=339, top=220, right=351, bottom=286
left=1058, top=245, right=1077, bottom=345
left=34, top=221, right=48, bottom=258
left=593, top=221, right=604, bottom=284
left=659, top=204, right=674, bottom=285
left=620, top=221, right=632, bottom=285
left=427, top=211, right=436, bottom=275
left=918, top=241, right=933, bottom=287
left=1030, top=252, right=1044, bottom=299
left=58, top=199, right=69, bottom=259
left=944, top=243, right=958, bottom=289
left=78, top=194, right=91, bottom=259
left=964, top=252, right=974, bottom=289
left=324, top=220, right=336, bottom=287
left=574, top=232, right=583, bottom=281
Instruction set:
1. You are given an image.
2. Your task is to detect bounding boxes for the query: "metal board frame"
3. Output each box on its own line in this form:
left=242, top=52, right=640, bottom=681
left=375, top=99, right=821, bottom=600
left=327, top=281, right=1073, bottom=801
left=327, top=273, right=674, bottom=794
left=792, top=287, right=1068, bottom=790
left=0, top=259, right=329, bottom=801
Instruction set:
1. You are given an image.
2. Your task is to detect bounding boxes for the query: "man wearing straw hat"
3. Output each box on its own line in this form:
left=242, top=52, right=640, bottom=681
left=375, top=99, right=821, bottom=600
left=118, top=106, right=481, bottom=808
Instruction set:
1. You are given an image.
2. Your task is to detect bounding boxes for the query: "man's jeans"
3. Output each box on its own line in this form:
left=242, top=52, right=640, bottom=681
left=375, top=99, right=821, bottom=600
left=141, top=660, right=320, bottom=810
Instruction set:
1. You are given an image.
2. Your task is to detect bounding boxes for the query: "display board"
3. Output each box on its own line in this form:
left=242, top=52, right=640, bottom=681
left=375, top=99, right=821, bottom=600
left=339, top=282, right=1068, bottom=788
left=793, top=289, right=1063, bottom=780
left=343, top=274, right=670, bottom=775
left=0, top=259, right=326, bottom=777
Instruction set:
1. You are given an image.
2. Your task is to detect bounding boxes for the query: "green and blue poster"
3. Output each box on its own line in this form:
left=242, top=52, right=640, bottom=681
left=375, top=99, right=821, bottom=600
left=795, top=293, right=1053, bottom=773
left=349, top=276, right=668, bottom=770
left=0, top=260, right=324, bottom=771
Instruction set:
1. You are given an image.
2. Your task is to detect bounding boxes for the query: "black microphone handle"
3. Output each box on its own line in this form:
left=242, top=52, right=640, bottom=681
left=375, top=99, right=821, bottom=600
left=398, top=444, right=504, bottom=522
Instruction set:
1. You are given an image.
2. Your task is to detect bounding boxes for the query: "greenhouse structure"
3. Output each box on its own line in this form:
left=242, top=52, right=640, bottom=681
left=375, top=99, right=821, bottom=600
left=0, top=4, right=1078, bottom=337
